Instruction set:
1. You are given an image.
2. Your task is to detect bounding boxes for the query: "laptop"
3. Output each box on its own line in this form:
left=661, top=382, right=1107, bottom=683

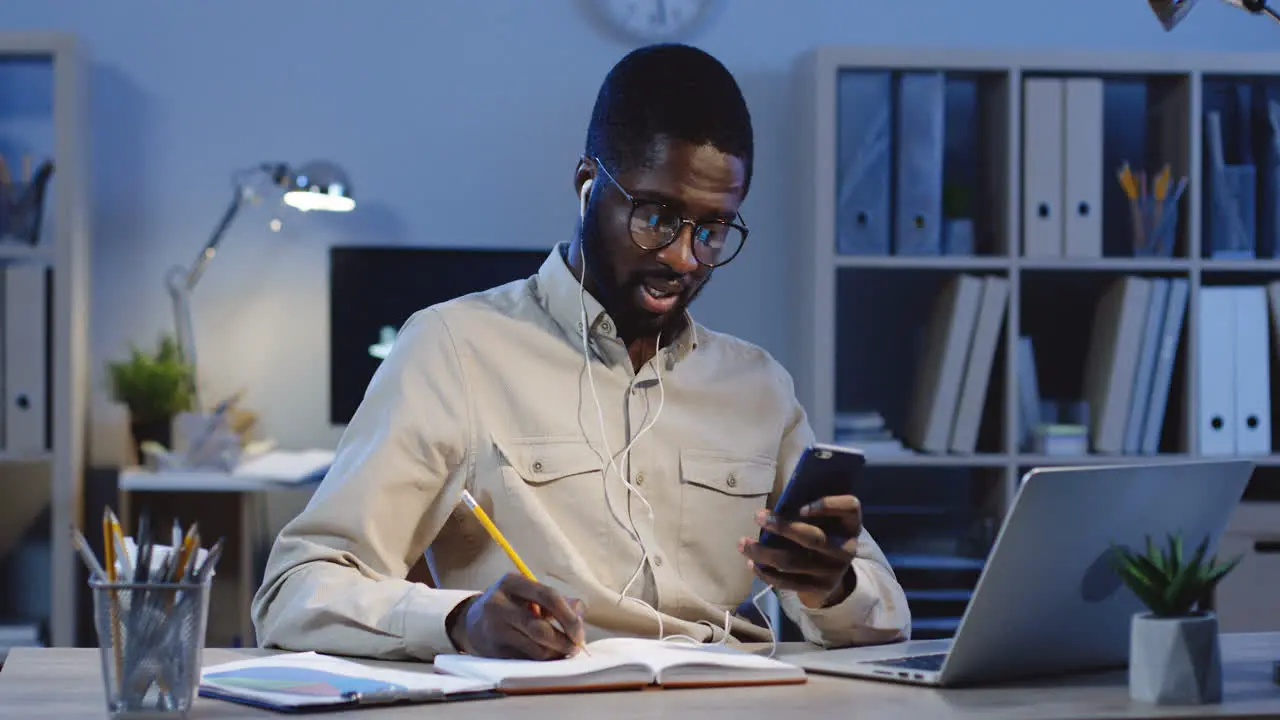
left=783, top=459, right=1255, bottom=687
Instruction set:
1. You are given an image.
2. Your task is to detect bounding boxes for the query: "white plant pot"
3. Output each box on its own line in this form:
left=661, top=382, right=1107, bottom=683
left=1129, top=612, right=1223, bottom=705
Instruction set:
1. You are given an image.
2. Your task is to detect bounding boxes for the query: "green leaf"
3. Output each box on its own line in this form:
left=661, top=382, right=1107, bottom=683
left=1110, top=532, right=1240, bottom=617
left=1168, top=533, right=1184, bottom=577
left=1116, top=564, right=1169, bottom=613
left=1145, top=535, right=1164, bottom=573
left=1201, top=554, right=1243, bottom=590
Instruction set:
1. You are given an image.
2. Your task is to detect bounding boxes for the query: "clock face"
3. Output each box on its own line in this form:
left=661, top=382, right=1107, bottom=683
left=596, top=0, right=718, bottom=42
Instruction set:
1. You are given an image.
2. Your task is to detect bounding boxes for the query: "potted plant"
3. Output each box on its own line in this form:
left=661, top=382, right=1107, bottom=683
left=1111, top=533, right=1241, bottom=705
left=104, top=334, right=194, bottom=464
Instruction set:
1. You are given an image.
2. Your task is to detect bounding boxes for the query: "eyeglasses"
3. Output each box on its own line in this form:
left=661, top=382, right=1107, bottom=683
left=592, top=157, right=748, bottom=268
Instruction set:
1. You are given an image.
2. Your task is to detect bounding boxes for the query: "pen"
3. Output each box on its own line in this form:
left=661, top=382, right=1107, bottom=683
left=71, top=527, right=106, bottom=580
left=458, top=489, right=588, bottom=655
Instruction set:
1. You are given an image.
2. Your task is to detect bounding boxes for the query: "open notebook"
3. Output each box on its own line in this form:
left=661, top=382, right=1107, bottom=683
left=199, top=651, right=498, bottom=712
left=433, top=637, right=807, bottom=694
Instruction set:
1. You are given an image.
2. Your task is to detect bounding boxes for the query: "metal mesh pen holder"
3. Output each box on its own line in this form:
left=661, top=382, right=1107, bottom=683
left=90, top=578, right=212, bottom=719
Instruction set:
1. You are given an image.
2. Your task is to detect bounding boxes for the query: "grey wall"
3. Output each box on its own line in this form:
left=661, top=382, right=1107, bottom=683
left=0, top=0, right=1275, bottom=466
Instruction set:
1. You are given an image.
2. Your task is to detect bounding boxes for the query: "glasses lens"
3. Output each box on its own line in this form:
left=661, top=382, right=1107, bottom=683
left=628, top=202, right=745, bottom=266
left=629, top=202, right=681, bottom=249
left=692, top=223, right=745, bottom=266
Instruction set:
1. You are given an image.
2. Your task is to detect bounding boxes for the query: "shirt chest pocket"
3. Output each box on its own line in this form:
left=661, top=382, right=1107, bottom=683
left=491, top=435, right=612, bottom=573
left=677, top=449, right=776, bottom=607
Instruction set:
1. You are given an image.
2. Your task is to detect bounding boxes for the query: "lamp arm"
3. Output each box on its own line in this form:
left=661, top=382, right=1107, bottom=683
left=162, top=161, right=291, bottom=412
left=164, top=185, right=250, bottom=412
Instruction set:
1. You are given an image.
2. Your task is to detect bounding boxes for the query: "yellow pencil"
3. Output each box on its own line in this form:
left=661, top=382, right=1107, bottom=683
left=460, top=489, right=537, bottom=581
left=458, top=489, right=587, bottom=654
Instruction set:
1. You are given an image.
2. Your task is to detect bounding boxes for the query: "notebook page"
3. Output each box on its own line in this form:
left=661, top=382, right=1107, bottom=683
left=432, top=641, right=653, bottom=688
left=200, top=651, right=493, bottom=708
left=584, top=637, right=800, bottom=675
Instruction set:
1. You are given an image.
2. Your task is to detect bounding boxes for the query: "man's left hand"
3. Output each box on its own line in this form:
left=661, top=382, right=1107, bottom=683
left=738, top=495, right=862, bottom=609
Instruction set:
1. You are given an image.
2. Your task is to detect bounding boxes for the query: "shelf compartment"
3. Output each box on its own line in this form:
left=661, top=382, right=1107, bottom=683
left=834, top=68, right=1011, bottom=259
left=1018, top=269, right=1190, bottom=456
left=836, top=268, right=1010, bottom=456
left=1195, top=277, right=1280, bottom=457
left=862, top=465, right=1003, bottom=640
left=1020, top=72, right=1192, bottom=261
left=1200, top=75, right=1280, bottom=261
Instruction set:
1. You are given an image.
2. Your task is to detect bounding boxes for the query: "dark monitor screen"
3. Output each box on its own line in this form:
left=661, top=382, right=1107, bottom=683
left=329, top=246, right=550, bottom=424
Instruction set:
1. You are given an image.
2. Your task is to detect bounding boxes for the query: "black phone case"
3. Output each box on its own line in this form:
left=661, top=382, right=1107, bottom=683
left=758, top=446, right=865, bottom=554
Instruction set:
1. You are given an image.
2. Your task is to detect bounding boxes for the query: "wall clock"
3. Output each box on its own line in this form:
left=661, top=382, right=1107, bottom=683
left=590, top=0, right=722, bottom=43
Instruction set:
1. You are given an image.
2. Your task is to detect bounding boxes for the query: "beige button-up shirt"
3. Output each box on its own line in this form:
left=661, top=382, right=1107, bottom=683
left=253, top=243, right=911, bottom=660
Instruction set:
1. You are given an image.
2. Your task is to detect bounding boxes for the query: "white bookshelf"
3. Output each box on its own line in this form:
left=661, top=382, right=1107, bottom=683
left=794, top=46, right=1280, bottom=635
left=0, top=32, right=90, bottom=648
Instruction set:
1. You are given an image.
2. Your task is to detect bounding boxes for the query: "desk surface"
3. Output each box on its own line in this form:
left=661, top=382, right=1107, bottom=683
left=1, top=634, right=1278, bottom=719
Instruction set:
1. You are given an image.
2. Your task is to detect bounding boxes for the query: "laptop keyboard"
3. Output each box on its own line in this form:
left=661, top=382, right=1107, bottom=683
left=866, top=652, right=948, bottom=671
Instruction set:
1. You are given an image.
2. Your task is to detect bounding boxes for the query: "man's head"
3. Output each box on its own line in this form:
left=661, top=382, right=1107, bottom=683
left=571, top=43, right=753, bottom=345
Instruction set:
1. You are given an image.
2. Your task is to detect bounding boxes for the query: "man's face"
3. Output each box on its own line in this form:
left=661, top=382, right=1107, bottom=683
left=577, top=138, right=747, bottom=341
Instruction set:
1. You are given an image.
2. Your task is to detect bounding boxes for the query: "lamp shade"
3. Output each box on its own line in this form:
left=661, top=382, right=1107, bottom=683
left=1149, top=0, right=1202, bottom=29
left=281, top=160, right=355, bottom=212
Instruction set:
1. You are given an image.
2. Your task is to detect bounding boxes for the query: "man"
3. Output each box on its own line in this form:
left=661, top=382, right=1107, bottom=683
left=253, top=43, right=910, bottom=662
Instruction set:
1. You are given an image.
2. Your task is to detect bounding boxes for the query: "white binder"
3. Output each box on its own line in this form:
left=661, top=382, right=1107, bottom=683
left=1232, top=286, right=1272, bottom=454
left=1022, top=77, right=1064, bottom=257
left=1062, top=78, right=1104, bottom=258
left=2, top=263, right=48, bottom=454
left=1197, top=287, right=1237, bottom=455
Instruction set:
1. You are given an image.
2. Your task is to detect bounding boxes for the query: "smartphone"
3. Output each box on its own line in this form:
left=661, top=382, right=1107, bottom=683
left=757, top=444, right=865, bottom=554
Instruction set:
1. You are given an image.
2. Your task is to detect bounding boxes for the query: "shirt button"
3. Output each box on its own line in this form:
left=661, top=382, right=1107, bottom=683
left=532, top=461, right=544, bottom=472
left=726, top=474, right=737, bottom=488
left=653, top=555, right=663, bottom=567
left=635, top=472, right=645, bottom=487
left=631, top=386, right=640, bottom=395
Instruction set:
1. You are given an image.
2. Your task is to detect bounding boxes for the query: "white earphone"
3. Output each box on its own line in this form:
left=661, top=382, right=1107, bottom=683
left=579, top=179, right=592, bottom=220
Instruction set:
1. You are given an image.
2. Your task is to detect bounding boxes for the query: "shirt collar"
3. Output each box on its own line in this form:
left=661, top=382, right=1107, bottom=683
left=534, top=242, right=700, bottom=367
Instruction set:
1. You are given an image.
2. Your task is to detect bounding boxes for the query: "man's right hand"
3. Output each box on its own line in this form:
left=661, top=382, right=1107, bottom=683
left=447, top=573, right=587, bottom=660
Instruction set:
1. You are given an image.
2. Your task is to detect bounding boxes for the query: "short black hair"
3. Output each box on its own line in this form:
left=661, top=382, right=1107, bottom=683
left=585, top=43, right=754, bottom=197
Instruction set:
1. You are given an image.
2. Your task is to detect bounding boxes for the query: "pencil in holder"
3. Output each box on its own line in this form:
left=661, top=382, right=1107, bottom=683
left=1131, top=198, right=1180, bottom=258
left=91, top=578, right=212, bottom=719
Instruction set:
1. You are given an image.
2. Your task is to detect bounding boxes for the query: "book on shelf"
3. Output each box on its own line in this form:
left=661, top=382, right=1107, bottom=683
left=1053, top=274, right=1187, bottom=456
left=834, top=410, right=909, bottom=456
left=903, top=273, right=1009, bottom=455
left=432, top=637, right=806, bottom=694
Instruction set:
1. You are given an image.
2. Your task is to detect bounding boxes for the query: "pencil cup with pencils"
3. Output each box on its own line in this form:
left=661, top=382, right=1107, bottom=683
left=1117, top=161, right=1187, bottom=258
left=76, top=510, right=222, bottom=719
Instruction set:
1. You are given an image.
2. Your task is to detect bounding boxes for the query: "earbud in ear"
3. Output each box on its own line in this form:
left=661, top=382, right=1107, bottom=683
left=579, top=180, right=593, bottom=220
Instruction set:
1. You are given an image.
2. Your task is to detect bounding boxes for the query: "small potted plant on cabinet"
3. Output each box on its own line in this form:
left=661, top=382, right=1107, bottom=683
left=1111, top=533, right=1241, bottom=705
left=105, top=334, right=194, bottom=465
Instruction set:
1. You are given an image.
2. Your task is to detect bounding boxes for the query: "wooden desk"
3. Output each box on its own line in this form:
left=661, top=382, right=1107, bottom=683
left=1, top=634, right=1278, bottom=719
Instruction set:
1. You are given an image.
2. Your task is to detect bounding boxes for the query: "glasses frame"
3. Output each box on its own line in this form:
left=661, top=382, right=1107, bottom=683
left=591, top=156, right=749, bottom=268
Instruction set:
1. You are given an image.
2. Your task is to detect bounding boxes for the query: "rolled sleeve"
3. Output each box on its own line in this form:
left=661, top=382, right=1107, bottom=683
left=252, top=307, right=477, bottom=660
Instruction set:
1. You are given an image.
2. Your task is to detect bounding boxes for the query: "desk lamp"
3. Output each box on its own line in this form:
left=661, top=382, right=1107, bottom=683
left=1148, top=0, right=1280, bottom=29
left=166, top=160, right=355, bottom=411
